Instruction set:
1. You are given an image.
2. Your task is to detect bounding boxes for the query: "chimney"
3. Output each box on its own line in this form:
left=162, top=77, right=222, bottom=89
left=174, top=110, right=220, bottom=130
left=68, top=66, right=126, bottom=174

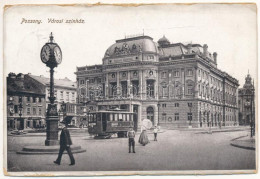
left=213, top=52, right=217, bottom=63
left=16, top=73, right=24, bottom=79
left=203, top=44, right=208, bottom=57
left=187, top=44, right=192, bottom=54
left=8, top=72, right=16, bottom=79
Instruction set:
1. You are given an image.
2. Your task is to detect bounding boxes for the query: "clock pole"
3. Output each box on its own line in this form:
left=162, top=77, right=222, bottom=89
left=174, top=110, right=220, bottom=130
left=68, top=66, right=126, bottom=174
left=41, top=32, right=61, bottom=146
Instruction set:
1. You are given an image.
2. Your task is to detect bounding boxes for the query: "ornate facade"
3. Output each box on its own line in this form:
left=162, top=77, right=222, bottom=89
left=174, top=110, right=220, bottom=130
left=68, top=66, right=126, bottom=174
left=75, top=35, right=239, bottom=129
left=238, top=73, right=255, bottom=126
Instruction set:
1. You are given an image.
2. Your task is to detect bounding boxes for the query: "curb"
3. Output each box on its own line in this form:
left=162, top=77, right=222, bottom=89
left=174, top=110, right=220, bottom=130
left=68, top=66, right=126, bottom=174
left=230, top=135, right=255, bottom=151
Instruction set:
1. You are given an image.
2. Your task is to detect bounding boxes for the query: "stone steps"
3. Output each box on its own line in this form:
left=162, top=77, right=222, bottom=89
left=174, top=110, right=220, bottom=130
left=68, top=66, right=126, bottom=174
left=17, top=145, right=86, bottom=155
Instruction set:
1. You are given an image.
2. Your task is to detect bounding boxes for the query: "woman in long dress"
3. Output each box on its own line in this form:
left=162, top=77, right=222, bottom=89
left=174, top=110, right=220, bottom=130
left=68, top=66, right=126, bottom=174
left=138, top=126, right=149, bottom=146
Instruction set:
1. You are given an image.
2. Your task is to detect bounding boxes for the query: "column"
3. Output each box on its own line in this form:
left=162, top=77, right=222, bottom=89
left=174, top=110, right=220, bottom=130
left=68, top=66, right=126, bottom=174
left=105, top=73, right=109, bottom=98
left=155, top=70, right=158, bottom=100
left=194, top=67, right=198, bottom=98
left=139, top=70, right=143, bottom=100
left=127, top=71, right=131, bottom=97
left=117, top=71, right=120, bottom=95
left=181, top=68, right=185, bottom=98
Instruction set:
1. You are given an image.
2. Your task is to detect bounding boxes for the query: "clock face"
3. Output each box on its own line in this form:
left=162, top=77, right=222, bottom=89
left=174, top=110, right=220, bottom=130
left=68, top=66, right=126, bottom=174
left=41, top=45, right=51, bottom=63
left=54, top=46, right=62, bottom=64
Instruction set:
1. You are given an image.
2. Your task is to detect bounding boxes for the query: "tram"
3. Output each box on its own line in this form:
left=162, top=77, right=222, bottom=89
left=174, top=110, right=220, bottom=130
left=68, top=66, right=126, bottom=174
left=87, top=110, right=136, bottom=139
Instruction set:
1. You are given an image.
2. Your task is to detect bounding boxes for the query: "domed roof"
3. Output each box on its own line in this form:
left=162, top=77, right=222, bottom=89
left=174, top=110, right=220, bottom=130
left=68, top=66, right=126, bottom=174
left=104, top=36, right=159, bottom=58
left=158, top=35, right=170, bottom=46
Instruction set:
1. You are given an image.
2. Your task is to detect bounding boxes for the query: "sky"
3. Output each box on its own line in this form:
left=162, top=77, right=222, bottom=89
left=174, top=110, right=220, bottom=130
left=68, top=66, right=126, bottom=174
left=3, top=4, right=257, bottom=87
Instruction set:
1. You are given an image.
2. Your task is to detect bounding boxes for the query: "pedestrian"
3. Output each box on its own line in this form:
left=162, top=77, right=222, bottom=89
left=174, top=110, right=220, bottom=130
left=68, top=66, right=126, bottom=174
left=153, top=126, right=159, bottom=141
left=54, top=119, right=75, bottom=166
left=127, top=127, right=135, bottom=153
left=138, top=126, right=149, bottom=146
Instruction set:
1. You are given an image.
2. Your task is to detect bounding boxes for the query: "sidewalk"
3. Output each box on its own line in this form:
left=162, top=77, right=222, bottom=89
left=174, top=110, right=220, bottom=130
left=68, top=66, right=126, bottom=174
left=166, top=126, right=250, bottom=134
left=230, top=135, right=255, bottom=150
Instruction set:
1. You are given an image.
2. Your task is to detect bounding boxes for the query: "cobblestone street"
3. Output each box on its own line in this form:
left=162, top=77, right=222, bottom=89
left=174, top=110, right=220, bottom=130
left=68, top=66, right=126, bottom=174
left=6, top=128, right=255, bottom=173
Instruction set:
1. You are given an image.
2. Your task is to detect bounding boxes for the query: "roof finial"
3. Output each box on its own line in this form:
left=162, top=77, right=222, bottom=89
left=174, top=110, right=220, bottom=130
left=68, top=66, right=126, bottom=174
left=49, top=32, right=54, bottom=43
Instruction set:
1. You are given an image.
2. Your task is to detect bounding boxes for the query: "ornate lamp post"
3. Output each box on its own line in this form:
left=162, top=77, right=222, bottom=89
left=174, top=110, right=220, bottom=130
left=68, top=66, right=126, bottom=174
left=41, top=32, right=62, bottom=146
left=18, top=96, right=23, bottom=132
left=188, top=103, right=193, bottom=128
left=157, top=103, right=160, bottom=126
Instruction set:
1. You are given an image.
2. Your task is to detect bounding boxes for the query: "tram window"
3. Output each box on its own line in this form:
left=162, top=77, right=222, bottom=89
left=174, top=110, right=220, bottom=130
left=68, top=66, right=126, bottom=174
left=118, top=114, right=123, bottom=121
left=115, top=114, right=118, bottom=121
left=89, top=114, right=92, bottom=122
left=126, top=114, right=129, bottom=121
left=106, top=113, right=110, bottom=121
left=122, top=114, right=126, bottom=121
left=93, top=114, right=96, bottom=122
left=97, top=113, right=101, bottom=121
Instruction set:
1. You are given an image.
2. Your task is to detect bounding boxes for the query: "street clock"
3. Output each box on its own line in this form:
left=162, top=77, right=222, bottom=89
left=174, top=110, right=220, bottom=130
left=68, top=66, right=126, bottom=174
left=40, top=32, right=62, bottom=67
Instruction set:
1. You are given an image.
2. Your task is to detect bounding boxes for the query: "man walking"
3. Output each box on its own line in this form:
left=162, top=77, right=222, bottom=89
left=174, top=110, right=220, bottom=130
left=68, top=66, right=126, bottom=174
left=153, top=126, right=159, bottom=141
left=54, top=119, right=75, bottom=165
left=128, top=127, right=135, bottom=153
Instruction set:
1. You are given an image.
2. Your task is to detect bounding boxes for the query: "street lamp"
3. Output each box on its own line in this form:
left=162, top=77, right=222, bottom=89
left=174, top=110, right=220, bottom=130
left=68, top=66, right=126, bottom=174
left=40, top=32, right=62, bottom=146
left=18, top=96, right=23, bottom=132
left=188, top=103, right=193, bottom=128
left=157, top=103, right=160, bottom=126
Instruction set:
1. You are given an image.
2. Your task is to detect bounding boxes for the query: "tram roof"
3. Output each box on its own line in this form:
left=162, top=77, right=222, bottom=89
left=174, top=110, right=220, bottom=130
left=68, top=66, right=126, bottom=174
left=90, top=110, right=135, bottom=114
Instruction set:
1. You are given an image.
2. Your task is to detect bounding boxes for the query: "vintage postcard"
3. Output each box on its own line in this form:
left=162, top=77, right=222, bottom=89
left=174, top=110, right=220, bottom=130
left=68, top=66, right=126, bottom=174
left=1, top=2, right=258, bottom=177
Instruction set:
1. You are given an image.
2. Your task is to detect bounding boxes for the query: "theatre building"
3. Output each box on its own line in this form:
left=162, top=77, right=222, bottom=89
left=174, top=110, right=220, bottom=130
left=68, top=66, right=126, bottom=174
left=75, top=35, right=239, bottom=129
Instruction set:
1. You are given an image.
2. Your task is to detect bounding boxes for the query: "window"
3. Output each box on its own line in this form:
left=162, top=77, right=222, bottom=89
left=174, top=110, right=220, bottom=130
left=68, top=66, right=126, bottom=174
left=14, top=105, right=18, bottom=113
left=122, top=72, right=127, bottom=77
left=175, top=103, right=179, bottom=107
left=198, top=70, right=201, bottom=77
left=187, top=83, right=193, bottom=95
left=173, top=71, right=180, bottom=77
left=39, top=97, right=42, bottom=103
left=161, top=72, right=167, bottom=78
left=89, top=79, right=95, bottom=83
left=162, top=104, right=167, bottom=108
left=39, top=108, right=42, bottom=115
left=146, top=80, right=155, bottom=97
left=111, top=73, right=115, bottom=78
left=175, top=113, right=179, bottom=121
left=162, top=113, right=167, bottom=122
left=27, top=108, right=31, bottom=115
left=80, top=80, right=85, bottom=85
left=27, top=96, right=30, bottom=102
left=72, top=92, right=75, bottom=101
left=60, top=91, right=64, bottom=99
left=33, top=97, right=36, bottom=103
left=33, top=108, right=36, bottom=115
left=187, top=69, right=193, bottom=76
left=187, top=113, right=192, bottom=121
left=66, top=92, right=69, bottom=101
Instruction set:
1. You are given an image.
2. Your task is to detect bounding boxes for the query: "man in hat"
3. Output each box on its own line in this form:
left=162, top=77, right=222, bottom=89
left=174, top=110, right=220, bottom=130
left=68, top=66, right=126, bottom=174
left=127, top=127, right=136, bottom=153
left=54, top=119, right=75, bottom=165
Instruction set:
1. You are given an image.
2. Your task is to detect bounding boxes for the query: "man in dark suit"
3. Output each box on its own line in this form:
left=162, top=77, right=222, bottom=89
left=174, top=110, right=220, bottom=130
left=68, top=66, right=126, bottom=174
left=54, top=119, right=75, bottom=165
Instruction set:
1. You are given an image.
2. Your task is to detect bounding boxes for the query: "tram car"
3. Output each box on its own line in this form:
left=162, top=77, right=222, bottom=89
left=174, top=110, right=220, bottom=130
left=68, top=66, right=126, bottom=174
left=87, top=110, right=135, bottom=139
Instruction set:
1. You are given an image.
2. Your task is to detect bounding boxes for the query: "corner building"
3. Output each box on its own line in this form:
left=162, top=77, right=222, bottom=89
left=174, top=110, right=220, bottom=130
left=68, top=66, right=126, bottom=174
left=75, top=35, right=239, bottom=130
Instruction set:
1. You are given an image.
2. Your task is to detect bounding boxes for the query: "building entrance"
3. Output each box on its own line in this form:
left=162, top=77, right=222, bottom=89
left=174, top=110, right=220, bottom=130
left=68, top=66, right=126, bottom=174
left=147, top=107, right=154, bottom=125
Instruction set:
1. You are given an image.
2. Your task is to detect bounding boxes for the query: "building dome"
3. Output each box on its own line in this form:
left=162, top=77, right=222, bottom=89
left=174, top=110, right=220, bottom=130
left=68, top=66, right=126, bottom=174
left=104, top=36, right=159, bottom=58
left=158, top=35, right=170, bottom=46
